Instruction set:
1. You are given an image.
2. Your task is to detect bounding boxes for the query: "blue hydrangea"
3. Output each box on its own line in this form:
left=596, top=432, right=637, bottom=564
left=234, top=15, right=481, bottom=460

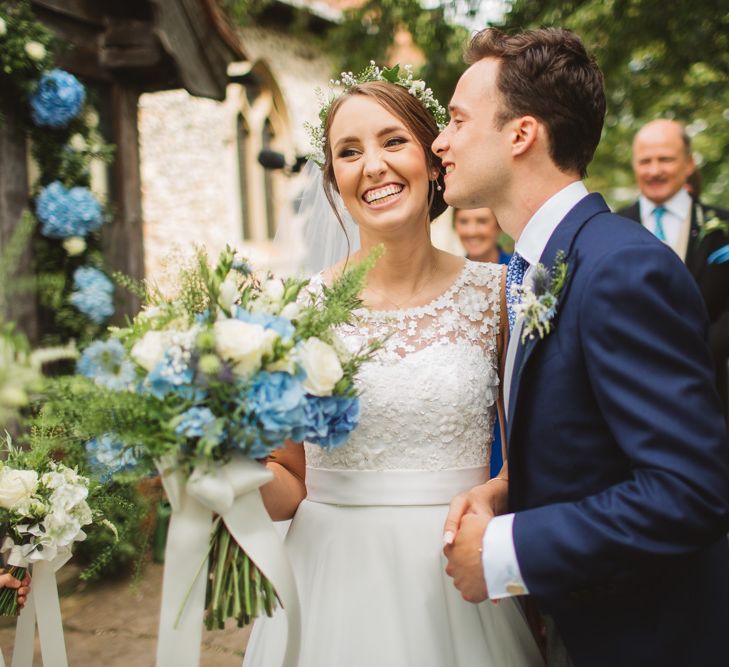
left=77, top=339, right=136, bottom=390
left=174, top=406, right=217, bottom=439
left=30, top=69, right=86, bottom=128
left=303, top=395, right=360, bottom=449
left=36, top=181, right=103, bottom=239
left=243, top=371, right=308, bottom=457
left=70, top=266, right=114, bottom=324
left=235, top=308, right=295, bottom=342
left=86, top=433, right=137, bottom=482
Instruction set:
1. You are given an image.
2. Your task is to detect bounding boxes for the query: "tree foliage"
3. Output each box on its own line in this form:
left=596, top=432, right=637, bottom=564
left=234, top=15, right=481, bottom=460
left=222, top=0, right=729, bottom=207
left=500, top=0, right=729, bottom=206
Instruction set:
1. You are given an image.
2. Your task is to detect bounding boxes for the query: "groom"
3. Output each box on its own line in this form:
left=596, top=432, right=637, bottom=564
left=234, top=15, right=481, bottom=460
left=434, top=28, right=729, bottom=667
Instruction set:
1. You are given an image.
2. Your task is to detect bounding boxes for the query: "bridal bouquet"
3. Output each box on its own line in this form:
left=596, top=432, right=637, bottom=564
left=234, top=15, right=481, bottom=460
left=59, top=245, right=381, bottom=658
left=0, top=435, right=110, bottom=616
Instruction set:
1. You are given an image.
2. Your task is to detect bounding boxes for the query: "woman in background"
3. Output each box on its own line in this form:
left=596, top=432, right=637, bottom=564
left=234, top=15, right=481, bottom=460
left=453, top=206, right=510, bottom=478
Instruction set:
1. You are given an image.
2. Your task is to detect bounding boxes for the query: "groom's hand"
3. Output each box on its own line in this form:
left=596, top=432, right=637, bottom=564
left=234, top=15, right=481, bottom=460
left=444, top=513, right=490, bottom=603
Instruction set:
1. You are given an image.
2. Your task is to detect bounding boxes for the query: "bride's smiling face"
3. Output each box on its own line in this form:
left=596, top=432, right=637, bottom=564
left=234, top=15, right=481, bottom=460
left=328, top=95, right=434, bottom=235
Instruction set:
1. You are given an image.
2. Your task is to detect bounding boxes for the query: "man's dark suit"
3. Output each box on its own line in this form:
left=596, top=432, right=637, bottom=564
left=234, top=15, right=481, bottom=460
left=507, top=193, right=729, bottom=666
left=618, top=199, right=729, bottom=414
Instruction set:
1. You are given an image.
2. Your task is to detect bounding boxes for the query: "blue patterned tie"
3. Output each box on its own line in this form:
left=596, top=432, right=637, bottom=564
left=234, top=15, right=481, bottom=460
left=653, top=206, right=667, bottom=241
left=506, top=251, right=529, bottom=332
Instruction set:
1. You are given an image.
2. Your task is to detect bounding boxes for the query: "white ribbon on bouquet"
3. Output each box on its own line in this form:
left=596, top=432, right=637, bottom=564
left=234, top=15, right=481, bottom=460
left=155, top=454, right=301, bottom=667
left=0, top=538, right=71, bottom=667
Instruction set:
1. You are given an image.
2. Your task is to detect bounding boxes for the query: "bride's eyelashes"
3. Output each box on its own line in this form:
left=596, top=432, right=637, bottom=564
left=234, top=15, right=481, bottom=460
left=337, top=136, right=409, bottom=160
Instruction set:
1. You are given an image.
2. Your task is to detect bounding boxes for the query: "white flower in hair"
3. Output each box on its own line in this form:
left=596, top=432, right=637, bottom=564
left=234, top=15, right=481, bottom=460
left=305, top=61, right=448, bottom=167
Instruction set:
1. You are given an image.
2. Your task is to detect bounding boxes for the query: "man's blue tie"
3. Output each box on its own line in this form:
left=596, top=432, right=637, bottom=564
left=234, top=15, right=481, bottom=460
left=506, top=251, right=529, bottom=332
left=653, top=205, right=667, bottom=241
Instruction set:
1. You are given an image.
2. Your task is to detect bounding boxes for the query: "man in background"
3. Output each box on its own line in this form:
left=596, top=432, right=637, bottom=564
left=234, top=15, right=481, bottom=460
left=619, top=119, right=729, bottom=416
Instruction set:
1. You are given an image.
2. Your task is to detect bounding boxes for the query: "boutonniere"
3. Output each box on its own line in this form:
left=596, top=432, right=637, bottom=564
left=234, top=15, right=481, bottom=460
left=512, top=251, right=568, bottom=343
left=697, top=207, right=729, bottom=243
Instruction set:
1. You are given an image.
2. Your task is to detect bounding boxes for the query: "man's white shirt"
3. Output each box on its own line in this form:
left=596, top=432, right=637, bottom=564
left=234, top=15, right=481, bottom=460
left=483, top=180, right=589, bottom=599
left=639, top=188, right=692, bottom=259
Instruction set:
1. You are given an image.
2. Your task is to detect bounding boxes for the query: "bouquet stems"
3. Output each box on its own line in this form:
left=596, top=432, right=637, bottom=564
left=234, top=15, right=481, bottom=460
left=0, top=565, right=27, bottom=616
left=204, top=521, right=278, bottom=630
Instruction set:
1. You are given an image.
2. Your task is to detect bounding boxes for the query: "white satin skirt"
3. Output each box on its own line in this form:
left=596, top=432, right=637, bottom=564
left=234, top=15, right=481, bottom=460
left=243, top=467, right=543, bottom=667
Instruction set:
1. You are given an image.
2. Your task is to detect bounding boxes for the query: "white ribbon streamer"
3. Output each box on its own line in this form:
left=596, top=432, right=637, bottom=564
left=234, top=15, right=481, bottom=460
left=155, top=455, right=301, bottom=667
left=0, top=548, right=72, bottom=667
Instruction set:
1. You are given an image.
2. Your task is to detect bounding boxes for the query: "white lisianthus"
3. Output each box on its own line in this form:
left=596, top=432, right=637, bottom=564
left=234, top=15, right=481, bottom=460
left=213, top=319, right=272, bottom=377
left=62, top=236, right=86, bottom=256
left=263, top=278, right=285, bottom=303
left=298, top=337, right=343, bottom=396
left=0, top=467, right=38, bottom=511
left=131, top=330, right=167, bottom=371
left=0, top=18, right=7, bottom=37
left=24, top=41, right=46, bottom=61
left=218, top=277, right=238, bottom=312
left=280, top=301, right=301, bottom=320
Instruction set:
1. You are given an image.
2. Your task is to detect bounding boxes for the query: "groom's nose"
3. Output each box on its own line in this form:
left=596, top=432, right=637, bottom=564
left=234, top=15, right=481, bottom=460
left=432, top=130, right=448, bottom=157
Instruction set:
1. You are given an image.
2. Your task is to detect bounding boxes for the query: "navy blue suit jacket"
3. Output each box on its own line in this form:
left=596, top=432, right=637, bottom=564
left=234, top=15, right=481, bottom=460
left=507, top=193, right=729, bottom=666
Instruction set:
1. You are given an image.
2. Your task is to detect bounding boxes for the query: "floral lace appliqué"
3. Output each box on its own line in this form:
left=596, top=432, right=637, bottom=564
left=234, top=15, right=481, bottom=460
left=304, top=260, right=503, bottom=472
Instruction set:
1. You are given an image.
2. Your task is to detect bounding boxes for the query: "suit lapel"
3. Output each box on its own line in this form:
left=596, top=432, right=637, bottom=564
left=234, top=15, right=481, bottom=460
left=506, top=193, right=610, bottom=432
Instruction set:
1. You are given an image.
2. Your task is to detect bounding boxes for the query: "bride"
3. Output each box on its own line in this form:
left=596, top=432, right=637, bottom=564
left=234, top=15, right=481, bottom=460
left=243, top=68, right=543, bottom=666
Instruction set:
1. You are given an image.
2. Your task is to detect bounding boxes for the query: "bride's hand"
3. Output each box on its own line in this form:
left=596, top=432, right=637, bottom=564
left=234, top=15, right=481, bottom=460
left=442, top=479, right=509, bottom=546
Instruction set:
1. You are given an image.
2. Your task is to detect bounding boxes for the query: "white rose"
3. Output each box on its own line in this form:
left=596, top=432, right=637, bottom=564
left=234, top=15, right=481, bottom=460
left=0, top=468, right=38, bottom=511
left=131, top=330, right=167, bottom=371
left=0, top=18, right=7, bottom=37
left=280, top=302, right=301, bottom=320
left=24, top=41, right=46, bottom=61
left=218, top=277, right=238, bottom=312
left=298, top=337, right=343, bottom=397
left=62, top=236, right=86, bottom=256
left=214, top=319, right=271, bottom=377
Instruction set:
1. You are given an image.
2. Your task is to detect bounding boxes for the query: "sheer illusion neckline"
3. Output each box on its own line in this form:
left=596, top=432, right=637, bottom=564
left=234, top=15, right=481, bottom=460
left=356, top=258, right=471, bottom=319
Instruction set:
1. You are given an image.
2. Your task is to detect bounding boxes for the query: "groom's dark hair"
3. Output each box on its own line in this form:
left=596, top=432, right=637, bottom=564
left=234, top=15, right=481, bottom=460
left=465, top=28, right=606, bottom=178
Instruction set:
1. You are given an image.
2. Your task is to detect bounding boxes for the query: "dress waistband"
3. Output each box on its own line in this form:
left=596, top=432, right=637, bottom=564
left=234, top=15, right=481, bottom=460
left=305, top=466, right=488, bottom=506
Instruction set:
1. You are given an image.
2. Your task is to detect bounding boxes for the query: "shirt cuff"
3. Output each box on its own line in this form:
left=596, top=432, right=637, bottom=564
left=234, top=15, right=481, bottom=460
left=482, top=513, right=529, bottom=599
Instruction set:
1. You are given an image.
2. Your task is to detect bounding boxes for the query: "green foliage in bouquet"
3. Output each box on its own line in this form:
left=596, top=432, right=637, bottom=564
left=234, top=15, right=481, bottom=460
left=40, top=245, right=385, bottom=630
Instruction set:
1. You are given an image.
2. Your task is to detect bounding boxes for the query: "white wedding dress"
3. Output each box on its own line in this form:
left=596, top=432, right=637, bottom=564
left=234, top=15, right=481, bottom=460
left=243, top=260, right=543, bottom=666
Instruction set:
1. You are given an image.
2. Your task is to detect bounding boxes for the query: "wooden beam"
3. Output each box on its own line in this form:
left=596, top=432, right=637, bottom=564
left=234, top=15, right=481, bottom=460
left=105, top=84, right=144, bottom=320
left=0, top=102, right=38, bottom=342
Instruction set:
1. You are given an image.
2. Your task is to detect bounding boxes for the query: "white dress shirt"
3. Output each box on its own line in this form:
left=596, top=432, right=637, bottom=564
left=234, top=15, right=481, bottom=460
left=639, top=189, right=692, bottom=259
left=482, top=180, right=590, bottom=599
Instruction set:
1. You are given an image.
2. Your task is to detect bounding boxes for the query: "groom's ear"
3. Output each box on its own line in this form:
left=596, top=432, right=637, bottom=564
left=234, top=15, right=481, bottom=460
left=510, top=116, right=539, bottom=157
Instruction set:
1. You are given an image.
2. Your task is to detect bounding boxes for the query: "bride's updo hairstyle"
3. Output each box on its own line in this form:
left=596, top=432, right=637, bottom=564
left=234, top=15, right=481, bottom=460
left=321, top=81, right=448, bottom=226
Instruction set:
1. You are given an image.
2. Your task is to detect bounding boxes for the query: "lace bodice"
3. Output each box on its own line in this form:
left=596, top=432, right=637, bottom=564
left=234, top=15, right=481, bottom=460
left=304, top=259, right=504, bottom=472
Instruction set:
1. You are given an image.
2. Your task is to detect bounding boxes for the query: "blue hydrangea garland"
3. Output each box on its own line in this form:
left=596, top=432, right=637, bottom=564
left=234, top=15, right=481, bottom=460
left=30, top=68, right=85, bottom=128
left=70, top=266, right=114, bottom=325
left=35, top=181, right=104, bottom=238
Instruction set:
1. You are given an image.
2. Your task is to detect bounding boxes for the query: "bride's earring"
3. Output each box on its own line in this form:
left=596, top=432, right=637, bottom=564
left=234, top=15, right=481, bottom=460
left=436, top=182, right=442, bottom=192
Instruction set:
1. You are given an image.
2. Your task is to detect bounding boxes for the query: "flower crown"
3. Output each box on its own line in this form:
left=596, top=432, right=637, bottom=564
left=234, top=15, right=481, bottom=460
left=305, top=61, right=448, bottom=167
